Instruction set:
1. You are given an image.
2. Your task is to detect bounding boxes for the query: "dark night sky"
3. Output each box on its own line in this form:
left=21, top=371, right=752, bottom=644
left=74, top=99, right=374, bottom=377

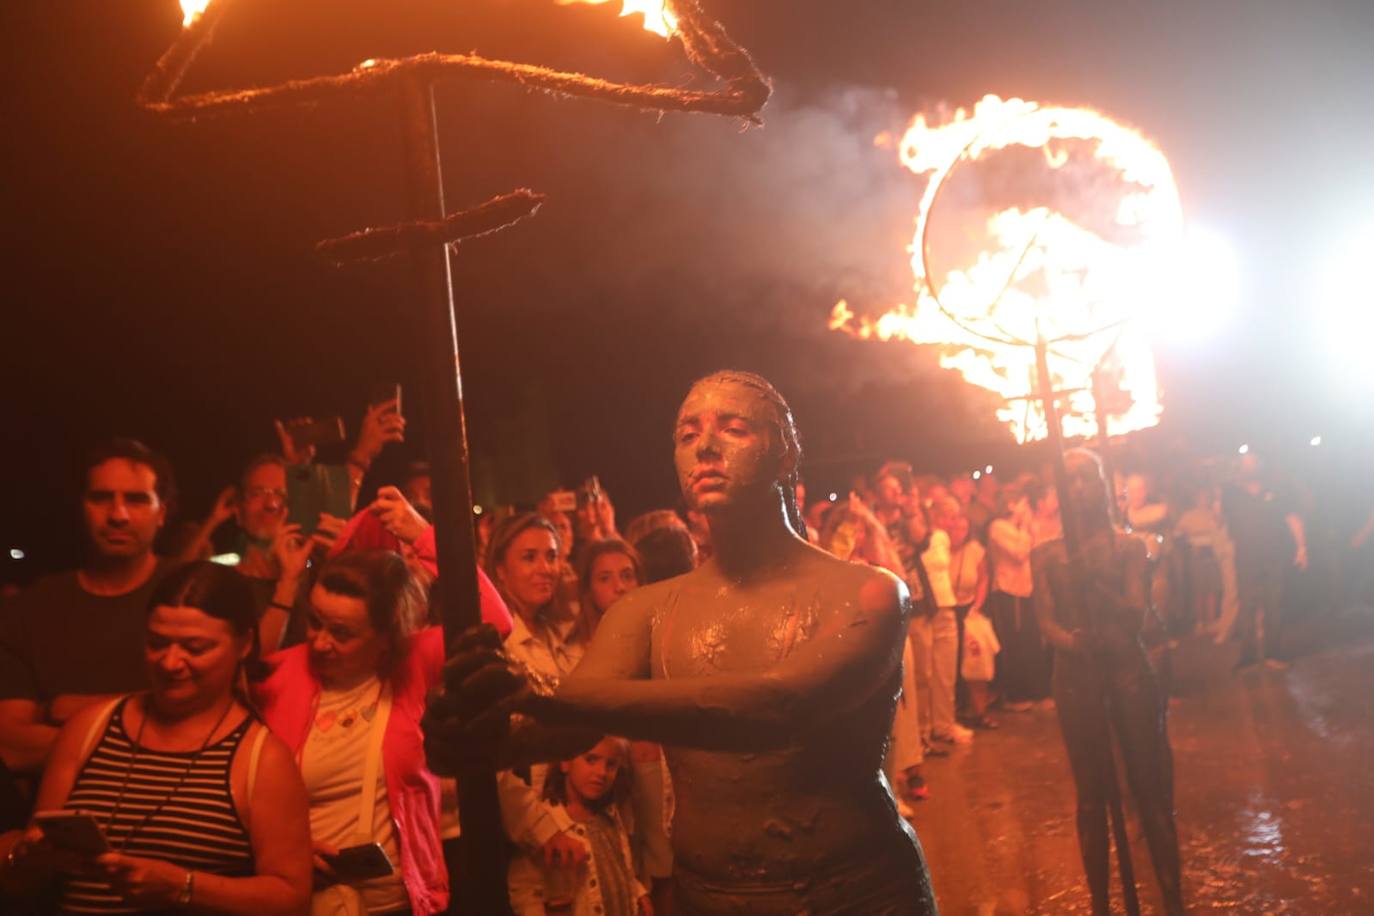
left=4, top=0, right=1374, bottom=577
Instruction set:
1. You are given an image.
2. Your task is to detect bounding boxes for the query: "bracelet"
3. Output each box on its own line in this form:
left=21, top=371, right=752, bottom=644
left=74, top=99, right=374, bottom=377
left=179, top=869, right=195, bottom=905
left=269, top=600, right=294, bottom=612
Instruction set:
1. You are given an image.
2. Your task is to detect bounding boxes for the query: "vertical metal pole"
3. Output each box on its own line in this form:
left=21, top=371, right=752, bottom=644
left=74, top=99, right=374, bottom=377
left=1034, top=336, right=1140, bottom=916
left=397, top=75, right=510, bottom=915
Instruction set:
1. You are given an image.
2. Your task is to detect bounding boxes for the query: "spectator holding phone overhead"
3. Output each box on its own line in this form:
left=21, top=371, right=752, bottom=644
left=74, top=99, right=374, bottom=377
left=0, top=561, right=313, bottom=914
left=254, top=550, right=449, bottom=915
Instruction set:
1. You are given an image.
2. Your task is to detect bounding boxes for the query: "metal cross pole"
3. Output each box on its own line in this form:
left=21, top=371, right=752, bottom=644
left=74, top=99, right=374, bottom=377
left=1034, top=334, right=1141, bottom=916
left=1091, top=365, right=1123, bottom=527
left=396, top=74, right=510, bottom=914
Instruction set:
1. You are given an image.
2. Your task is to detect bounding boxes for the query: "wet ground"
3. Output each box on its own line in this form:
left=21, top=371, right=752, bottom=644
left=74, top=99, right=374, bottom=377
left=907, top=614, right=1374, bottom=914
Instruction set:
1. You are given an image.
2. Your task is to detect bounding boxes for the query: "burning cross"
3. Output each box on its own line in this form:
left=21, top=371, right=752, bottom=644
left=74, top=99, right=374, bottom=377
left=135, top=2, right=769, bottom=910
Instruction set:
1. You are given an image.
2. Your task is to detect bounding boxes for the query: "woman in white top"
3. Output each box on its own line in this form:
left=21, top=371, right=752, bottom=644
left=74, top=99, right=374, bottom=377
left=985, top=483, right=1049, bottom=708
left=920, top=498, right=971, bottom=745
left=486, top=514, right=593, bottom=877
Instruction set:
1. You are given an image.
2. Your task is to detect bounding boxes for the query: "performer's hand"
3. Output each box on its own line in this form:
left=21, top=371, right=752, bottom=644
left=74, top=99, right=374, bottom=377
left=423, top=624, right=529, bottom=774
left=1066, top=628, right=1098, bottom=655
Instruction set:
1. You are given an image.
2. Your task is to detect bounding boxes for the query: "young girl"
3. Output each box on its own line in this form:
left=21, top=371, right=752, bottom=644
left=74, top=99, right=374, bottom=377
left=962, top=606, right=1002, bottom=726
left=507, top=737, right=652, bottom=916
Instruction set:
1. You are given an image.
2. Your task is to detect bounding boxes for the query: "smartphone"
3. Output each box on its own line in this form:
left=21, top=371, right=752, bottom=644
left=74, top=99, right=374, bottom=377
left=286, top=464, right=354, bottom=536
left=288, top=416, right=347, bottom=451
left=369, top=383, right=402, bottom=417
left=34, top=811, right=109, bottom=856
left=324, top=842, right=395, bottom=881
left=548, top=489, right=577, bottom=513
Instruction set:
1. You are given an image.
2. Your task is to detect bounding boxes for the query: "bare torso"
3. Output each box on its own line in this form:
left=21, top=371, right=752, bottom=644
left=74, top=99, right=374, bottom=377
left=645, top=548, right=920, bottom=889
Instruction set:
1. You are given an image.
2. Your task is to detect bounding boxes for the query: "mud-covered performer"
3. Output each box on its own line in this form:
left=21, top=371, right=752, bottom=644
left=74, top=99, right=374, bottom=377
left=1031, top=449, right=1184, bottom=916
left=427, top=370, right=936, bottom=915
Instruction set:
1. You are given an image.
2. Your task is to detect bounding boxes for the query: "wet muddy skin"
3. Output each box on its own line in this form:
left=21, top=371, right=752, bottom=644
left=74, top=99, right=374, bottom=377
left=906, top=618, right=1374, bottom=914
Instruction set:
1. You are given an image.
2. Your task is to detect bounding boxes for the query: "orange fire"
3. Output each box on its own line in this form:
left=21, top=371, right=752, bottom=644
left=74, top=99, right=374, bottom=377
left=178, top=0, right=210, bottom=27
left=554, top=0, right=678, bottom=37
left=176, top=0, right=676, bottom=36
left=832, top=95, right=1186, bottom=443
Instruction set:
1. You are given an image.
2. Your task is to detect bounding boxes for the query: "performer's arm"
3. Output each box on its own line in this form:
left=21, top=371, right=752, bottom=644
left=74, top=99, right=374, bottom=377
left=1285, top=513, right=1308, bottom=570
left=525, top=571, right=907, bottom=752
left=1031, top=543, right=1080, bottom=652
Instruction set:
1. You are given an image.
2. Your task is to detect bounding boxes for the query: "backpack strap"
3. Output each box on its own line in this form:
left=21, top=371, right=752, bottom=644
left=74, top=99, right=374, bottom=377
left=78, top=696, right=126, bottom=765
left=244, top=724, right=270, bottom=817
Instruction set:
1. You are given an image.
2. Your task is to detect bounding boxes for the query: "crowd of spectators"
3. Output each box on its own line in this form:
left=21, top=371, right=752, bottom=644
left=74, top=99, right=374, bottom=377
left=0, top=392, right=1354, bottom=914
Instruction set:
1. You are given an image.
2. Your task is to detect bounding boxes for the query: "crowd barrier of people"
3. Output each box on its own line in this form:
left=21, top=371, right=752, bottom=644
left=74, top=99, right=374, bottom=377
left=0, top=392, right=1353, bottom=914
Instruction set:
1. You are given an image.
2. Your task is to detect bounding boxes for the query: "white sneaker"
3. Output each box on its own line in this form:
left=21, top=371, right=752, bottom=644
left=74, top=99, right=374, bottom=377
left=935, top=724, right=975, bottom=744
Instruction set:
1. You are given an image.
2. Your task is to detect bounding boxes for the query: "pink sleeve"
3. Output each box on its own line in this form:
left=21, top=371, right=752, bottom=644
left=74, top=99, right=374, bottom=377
left=478, top=568, right=513, bottom=638
left=413, top=526, right=513, bottom=639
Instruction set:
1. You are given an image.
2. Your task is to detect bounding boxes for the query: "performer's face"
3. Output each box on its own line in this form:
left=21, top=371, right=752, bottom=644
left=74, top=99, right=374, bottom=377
left=674, top=379, right=784, bottom=515
left=1064, top=452, right=1109, bottom=525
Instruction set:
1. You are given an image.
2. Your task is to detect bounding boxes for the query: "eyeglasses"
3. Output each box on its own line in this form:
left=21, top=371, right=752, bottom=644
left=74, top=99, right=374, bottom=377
left=244, top=487, right=287, bottom=502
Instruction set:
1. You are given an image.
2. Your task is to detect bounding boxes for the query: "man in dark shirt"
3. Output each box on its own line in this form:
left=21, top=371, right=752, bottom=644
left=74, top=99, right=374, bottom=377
left=0, top=438, right=175, bottom=777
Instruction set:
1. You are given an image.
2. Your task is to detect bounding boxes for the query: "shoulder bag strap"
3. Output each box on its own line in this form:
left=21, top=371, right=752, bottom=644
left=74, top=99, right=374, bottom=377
left=78, top=696, right=126, bottom=764
left=241, top=723, right=271, bottom=829
left=354, top=683, right=393, bottom=845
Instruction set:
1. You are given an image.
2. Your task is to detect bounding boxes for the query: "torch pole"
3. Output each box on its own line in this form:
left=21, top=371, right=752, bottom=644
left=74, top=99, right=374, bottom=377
left=1091, top=367, right=1122, bottom=527
left=397, top=75, right=511, bottom=915
left=1034, top=336, right=1141, bottom=916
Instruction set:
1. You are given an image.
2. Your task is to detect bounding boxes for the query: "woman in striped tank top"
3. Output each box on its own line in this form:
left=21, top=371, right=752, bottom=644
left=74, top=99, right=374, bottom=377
left=0, top=562, right=312, bottom=913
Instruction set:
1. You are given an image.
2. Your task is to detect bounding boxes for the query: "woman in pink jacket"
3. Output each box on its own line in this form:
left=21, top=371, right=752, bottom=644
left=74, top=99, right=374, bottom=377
left=255, top=550, right=448, bottom=914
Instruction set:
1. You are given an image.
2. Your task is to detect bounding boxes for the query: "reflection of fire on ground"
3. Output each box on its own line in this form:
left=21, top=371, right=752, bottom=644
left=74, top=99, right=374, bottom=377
left=833, top=95, right=1193, bottom=443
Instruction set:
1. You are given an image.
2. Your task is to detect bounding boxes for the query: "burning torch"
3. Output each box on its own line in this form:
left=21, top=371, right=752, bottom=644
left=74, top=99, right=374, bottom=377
left=137, top=1, right=768, bottom=911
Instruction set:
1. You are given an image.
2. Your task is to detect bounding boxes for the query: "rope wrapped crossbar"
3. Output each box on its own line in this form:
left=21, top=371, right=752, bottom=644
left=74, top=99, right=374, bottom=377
left=315, top=189, right=546, bottom=264
left=138, top=0, right=770, bottom=123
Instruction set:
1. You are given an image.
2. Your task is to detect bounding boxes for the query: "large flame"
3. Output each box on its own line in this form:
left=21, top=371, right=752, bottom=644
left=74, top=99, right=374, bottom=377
left=555, top=0, right=678, bottom=37
left=179, top=0, right=210, bottom=27
left=177, top=0, right=676, bottom=36
left=833, top=95, right=1187, bottom=443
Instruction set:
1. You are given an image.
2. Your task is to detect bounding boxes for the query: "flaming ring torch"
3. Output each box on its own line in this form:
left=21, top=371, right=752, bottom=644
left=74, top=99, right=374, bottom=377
left=834, top=95, right=1207, bottom=914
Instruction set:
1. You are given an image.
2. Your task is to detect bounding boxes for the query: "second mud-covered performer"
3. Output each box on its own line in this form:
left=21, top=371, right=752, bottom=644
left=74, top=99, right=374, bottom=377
left=429, top=370, right=936, bottom=915
left=1032, top=449, right=1184, bottom=916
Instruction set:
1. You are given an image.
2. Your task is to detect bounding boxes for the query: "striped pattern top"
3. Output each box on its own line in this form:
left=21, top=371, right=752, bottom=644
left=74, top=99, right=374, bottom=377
left=60, top=698, right=255, bottom=913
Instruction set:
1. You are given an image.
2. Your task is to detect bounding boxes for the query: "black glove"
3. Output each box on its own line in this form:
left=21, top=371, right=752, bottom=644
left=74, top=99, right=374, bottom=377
left=423, top=624, right=529, bottom=775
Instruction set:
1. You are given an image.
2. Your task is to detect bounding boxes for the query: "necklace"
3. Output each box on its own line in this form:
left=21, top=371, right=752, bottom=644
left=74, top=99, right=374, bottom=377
left=104, top=694, right=237, bottom=850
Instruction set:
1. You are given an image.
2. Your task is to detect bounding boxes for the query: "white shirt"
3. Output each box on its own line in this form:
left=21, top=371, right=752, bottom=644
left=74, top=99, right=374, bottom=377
left=500, top=612, right=587, bottom=852
left=920, top=530, right=958, bottom=608
left=300, top=676, right=408, bottom=913
left=988, top=518, right=1033, bottom=598
left=949, top=539, right=986, bottom=606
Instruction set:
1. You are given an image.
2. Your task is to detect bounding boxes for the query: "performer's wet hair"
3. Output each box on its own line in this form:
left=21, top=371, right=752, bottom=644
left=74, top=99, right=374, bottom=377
left=686, top=370, right=806, bottom=537
left=1064, top=447, right=1113, bottom=524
